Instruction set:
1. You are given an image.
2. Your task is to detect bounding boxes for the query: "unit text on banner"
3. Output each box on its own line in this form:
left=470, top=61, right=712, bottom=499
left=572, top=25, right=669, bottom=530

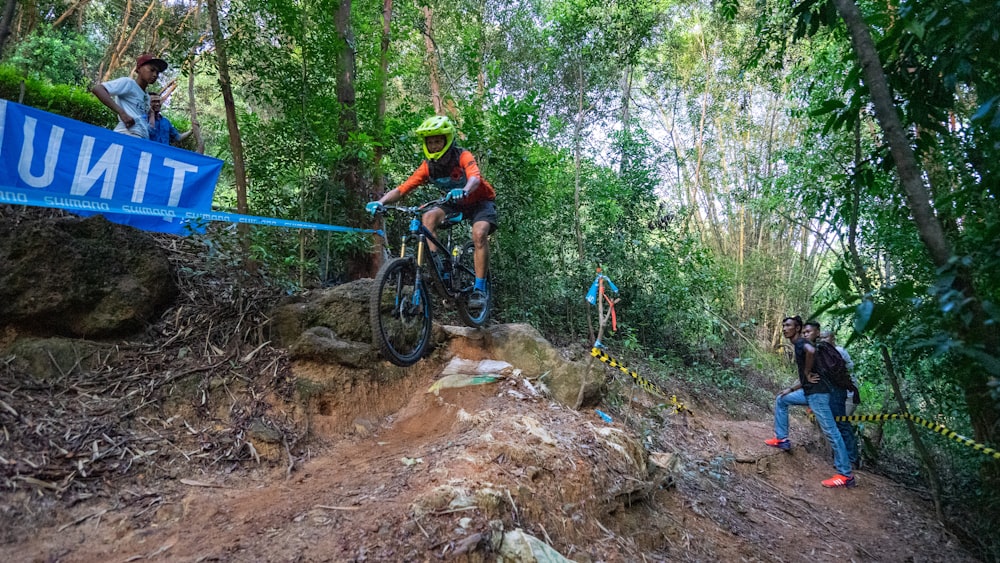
left=0, top=99, right=222, bottom=235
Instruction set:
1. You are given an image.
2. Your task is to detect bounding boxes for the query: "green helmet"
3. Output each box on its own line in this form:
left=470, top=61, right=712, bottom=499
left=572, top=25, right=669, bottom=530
left=415, top=115, right=456, bottom=160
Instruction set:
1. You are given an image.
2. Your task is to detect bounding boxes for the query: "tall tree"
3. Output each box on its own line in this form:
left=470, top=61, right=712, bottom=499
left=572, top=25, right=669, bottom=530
left=334, top=0, right=368, bottom=278
left=206, top=0, right=249, bottom=223
left=830, top=0, right=950, bottom=267
left=824, top=0, right=1000, bottom=461
left=374, top=0, right=393, bottom=198
left=100, top=0, right=163, bottom=82
left=422, top=5, right=442, bottom=114
left=369, top=0, right=394, bottom=274
left=52, top=0, right=91, bottom=28
left=186, top=54, right=204, bottom=154
left=0, top=0, right=17, bottom=55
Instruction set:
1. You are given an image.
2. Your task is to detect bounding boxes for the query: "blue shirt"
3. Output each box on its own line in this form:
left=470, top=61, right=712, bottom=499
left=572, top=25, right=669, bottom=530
left=149, top=114, right=181, bottom=145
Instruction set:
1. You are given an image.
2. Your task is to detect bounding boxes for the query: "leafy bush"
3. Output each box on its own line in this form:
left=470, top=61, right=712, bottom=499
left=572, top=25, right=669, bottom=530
left=6, top=25, right=103, bottom=86
left=0, top=65, right=113, bottom=127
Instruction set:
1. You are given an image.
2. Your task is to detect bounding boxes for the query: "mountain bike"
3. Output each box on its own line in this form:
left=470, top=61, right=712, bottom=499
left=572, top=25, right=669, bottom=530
left=369, top=196, right=492, bottom=366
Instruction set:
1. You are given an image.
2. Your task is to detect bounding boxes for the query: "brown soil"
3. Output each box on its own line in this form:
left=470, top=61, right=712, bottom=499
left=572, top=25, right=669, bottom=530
left=0, top=351, right=976, bottom=563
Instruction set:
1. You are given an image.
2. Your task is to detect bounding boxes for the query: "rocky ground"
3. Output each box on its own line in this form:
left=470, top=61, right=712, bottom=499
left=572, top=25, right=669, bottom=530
left=0, top=216, right=983, bottom=562
left=0, top=336, right=979, bottom=562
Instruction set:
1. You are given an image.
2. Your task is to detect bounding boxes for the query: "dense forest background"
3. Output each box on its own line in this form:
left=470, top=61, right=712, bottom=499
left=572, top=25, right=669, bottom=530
left=1, top=0, right=999, bottom=556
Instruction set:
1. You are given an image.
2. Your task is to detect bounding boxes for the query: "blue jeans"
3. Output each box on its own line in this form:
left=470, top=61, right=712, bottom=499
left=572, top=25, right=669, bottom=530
left=773, top=389, right=852, bottom=477
left=829, top=386, right=859, bottom=465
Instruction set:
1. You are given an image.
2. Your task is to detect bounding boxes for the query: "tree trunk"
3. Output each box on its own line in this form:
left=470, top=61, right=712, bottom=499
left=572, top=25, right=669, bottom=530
left=102, top=0, right=161, bottom=82
left=187, top=55, right=204, bottom=155
left=335, top=0, right=368, bottom=280
left=206, top=0, right=248, bottom=222
left=17, top=0, right=37, bottom=41
left=832, top=0, right=1000, bottom=460
left=0, top=0, right=19, bottom=55
left=52, top=0, right=90, bottom=28
left=831, top=0, right=950, bottom=266
left=335, top=0, right=357, bottom=139
left=422, top=6, right=442, bottom=114
left=375, top=0, right=392, bottom=199
left=370, top=0, right=393, bottom=274
left=295, top=0, right=315, bottom=285
left=99, top=0, right=132, bottom=80
left=183, top=0, right=205, bottom=158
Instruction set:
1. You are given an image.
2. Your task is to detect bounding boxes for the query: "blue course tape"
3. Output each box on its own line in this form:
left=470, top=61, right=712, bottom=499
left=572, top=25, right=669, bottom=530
left=0, top=185, right=382, bottom=236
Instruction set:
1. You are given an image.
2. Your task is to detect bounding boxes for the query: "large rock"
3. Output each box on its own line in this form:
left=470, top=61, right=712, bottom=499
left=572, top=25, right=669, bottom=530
left=484, top=324, right=605, bottom=408
left=289, top=326, right=375, bottom=368
left=273, top=292, right=606, bottom=409
left=5, top=336, right=115, bottom=380
left=0, top=214, right=176, bottom=338
left=269, top=279, right=374, bottom=346
left=483, top=324, right=563, bottom=376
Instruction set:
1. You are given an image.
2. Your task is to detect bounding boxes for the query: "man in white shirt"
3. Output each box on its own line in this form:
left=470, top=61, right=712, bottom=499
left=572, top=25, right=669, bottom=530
left=92, top=54, right=167, bottom=139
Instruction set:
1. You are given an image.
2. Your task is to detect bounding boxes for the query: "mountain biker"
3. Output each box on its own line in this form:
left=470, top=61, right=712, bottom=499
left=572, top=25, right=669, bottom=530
left=366, top=115, right=497, bottom=304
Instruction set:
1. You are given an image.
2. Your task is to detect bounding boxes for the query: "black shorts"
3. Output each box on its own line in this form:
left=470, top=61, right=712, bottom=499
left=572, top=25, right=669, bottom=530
left=441, top=199, right=498, bottom=234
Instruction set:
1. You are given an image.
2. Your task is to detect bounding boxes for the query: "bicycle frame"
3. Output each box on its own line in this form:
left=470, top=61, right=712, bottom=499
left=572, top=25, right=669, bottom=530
left=377, top=198, right=474, bottom=300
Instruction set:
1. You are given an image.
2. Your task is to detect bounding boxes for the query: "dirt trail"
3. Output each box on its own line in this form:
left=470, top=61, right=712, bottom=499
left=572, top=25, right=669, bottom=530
left=0, top=355, right=977, bottom=563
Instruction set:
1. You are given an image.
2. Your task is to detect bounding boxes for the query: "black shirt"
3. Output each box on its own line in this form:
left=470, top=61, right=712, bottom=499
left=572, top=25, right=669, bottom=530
left=794, top=337, right=830, bottom=395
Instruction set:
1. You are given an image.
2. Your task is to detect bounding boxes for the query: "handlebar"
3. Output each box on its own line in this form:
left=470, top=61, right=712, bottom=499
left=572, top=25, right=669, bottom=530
left=373, top=196, right=449, bottom=217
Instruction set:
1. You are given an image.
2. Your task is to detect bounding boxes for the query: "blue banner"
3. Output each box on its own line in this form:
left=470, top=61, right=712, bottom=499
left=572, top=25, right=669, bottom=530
left=0, top=99, right=222, bottom=235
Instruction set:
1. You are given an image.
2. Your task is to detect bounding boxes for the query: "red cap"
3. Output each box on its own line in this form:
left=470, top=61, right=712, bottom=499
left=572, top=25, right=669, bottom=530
left=135, top=54, right=167, bottom=73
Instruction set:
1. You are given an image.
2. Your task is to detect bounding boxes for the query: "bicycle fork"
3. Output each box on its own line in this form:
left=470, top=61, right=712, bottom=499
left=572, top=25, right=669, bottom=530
left=391, top=273, right=427, bottom=321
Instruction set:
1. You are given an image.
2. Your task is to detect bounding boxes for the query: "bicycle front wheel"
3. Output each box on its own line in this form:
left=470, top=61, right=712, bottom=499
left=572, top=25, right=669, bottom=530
left=370, top=257, right=433, bottom=366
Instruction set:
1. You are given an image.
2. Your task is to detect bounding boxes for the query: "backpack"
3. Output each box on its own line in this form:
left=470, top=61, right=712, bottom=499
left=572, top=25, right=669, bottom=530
left=814, top=341, right=857, bottom=395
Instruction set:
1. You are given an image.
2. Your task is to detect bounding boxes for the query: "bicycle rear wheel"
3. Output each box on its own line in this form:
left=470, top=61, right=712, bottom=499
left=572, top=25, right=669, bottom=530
left=370, top=257, right=433, bottom=366
left=455, top=241, right=492, bottom=328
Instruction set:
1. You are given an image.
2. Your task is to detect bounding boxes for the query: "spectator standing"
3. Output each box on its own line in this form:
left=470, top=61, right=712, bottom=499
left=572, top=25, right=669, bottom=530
left=819, top=329, right=861, bottom=469
left=765, top=317, right=857, bottom=488
left=91, top=54, right=167, bottom=139
left=148, top=93, right=193, bottom=145
left=820, top=330, right=859, bottom=415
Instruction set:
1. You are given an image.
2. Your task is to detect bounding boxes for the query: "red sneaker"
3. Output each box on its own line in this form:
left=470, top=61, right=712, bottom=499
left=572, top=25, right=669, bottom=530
left=821, top=474, right=856, bottom=488
left=764, top=437, right=791, bottom=450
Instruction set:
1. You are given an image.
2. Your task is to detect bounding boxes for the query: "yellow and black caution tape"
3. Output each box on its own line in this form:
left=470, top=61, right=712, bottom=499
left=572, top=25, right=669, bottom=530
left=590, top=347, right=689, bottom=414
left=811, top=412, right=1000, bottom=461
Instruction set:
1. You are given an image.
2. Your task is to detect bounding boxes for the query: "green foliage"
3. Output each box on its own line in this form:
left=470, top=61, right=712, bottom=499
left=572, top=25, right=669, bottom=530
left=6, top=25, right=103, bottom=86
left=0, top=65, right=112, bottom=127
left=0, top=0, right=995, bottom=551
left=716, top=0, right=739, bottom=21
left=755, top=0, right=1000, bottom=552
left=781, top=0, right=1000, bottom=391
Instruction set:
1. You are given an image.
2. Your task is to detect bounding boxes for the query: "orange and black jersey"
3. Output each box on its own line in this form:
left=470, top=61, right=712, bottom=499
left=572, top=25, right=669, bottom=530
left=397, top=148, right=495, bottom=205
